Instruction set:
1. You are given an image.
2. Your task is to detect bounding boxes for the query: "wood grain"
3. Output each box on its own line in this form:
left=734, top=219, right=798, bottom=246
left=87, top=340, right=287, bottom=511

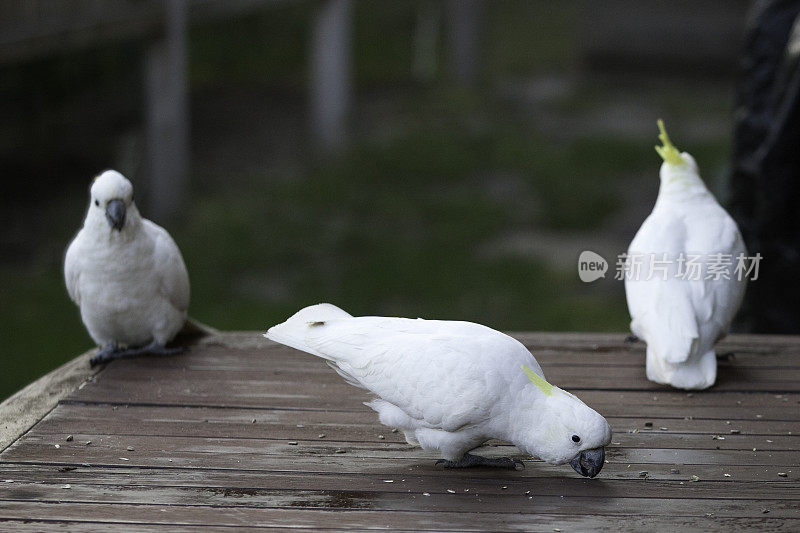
left=1, top=331, right=798, bottom=531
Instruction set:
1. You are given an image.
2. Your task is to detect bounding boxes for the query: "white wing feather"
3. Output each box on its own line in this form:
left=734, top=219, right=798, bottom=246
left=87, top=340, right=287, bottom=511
left=64, top=231, right=85, bottom=305
left=144, top=220, right=190, bottom=313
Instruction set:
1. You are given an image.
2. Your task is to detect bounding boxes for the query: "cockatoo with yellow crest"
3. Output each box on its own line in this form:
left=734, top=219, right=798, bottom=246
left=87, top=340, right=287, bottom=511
left=266, top=303, right=611, bottom=477
left=65, top=170, right=190, bottom=367
left=625, top=121, right=747, bottom=390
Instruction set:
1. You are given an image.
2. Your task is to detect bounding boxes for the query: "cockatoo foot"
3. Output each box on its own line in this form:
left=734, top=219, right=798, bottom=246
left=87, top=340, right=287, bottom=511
left=436, top=453, right=524, bottom=470
left=624, top=335, right=640, bottom=344
left=90, top=341, right=186, bottom=367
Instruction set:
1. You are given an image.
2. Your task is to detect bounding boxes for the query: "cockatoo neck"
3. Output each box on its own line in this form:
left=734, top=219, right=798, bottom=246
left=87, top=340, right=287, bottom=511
left=654, top=158, right=711, bottom=207
left=504, top=387, right=565, bottom=461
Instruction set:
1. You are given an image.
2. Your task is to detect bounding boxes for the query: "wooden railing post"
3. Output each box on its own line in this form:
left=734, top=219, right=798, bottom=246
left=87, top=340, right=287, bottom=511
left=445, top=0, right=483, bottom=87
left=144, top=0, right=189, bottom=222
left=309, top=0, right=353, bottom=154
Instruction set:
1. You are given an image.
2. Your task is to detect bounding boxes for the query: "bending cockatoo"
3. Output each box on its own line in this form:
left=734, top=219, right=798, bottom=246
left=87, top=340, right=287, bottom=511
left=65, top=170, right=190, bottom=366
left=266, top=303, right=612, bottom=477
left=625, top=121, right=747, bottom=389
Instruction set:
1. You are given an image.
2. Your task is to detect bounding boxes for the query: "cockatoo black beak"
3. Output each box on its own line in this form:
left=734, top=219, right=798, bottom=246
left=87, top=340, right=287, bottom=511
left=105, top=199, right=126, bottom=231
left=569, top=447, right=605, bottom=478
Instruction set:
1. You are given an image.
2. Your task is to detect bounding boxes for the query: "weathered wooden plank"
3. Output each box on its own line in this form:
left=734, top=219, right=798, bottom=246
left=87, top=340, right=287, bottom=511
left=64, top=384, right=800, bottom=408
left=3, top=433, right=798, bottom=468
left=0, top=523, right=351, bottom=533
left=0, top=502, right=796, bottom=531
left=0, top=458, right=797, bottom=486
left=213, top=330, right=800, bottom=353
left=1, top=480, right=798, bottom=518
left=23, top=409, right=800, bottom=452
left=0, top=464, right=796, bottom=499
left=88, top=359, right=800, bottom=384
left=508, top=332, right=800, bottom=352
left=29, top=404, right=800, bottom=444
left=107, top=339, right=800, bottom=368
left=65, top=372, right=800, bottom=412
left=21, top=424, right=800, bottom=453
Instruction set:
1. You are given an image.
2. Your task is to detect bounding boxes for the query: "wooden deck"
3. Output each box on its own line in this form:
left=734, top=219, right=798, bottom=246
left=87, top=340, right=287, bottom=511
left=1, top=331, right=798, bottom=531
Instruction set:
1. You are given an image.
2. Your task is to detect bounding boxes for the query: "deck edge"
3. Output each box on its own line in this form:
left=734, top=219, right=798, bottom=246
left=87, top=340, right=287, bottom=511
left=0, top=347, right=98, bottom=452
left=0, top=318, right=218, bottom=452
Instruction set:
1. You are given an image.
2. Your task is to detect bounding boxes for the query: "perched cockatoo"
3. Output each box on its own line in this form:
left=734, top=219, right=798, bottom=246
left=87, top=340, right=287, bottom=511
left=625, top=121, right=747, bottom=390
left=65, top=170, right=190, bottom=366
left=266, top=303, right=612, bottom=476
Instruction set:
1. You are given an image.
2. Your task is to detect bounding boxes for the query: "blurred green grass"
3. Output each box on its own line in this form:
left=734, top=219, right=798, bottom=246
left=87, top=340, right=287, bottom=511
left=181, top=124, right=637, bottom=333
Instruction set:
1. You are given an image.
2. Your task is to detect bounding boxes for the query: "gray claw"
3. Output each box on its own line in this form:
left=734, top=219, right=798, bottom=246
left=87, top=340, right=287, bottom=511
left=436, top=453, right=524, bottom=470
left=89, top=341, right=186, bottom=367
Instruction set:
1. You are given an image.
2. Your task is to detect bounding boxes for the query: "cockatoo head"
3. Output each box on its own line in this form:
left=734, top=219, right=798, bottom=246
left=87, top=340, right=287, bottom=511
left=517, top=365, right=612, bottom=477
left=86, top=170, right=139, bottom=233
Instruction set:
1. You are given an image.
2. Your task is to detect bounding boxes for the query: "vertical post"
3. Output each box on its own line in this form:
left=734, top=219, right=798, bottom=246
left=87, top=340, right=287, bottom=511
left=445, top=0, right=483, bottom=87
left=412, top=0, right=440, bottom=83
left=144, top=0, right=189, bottom=222
left=309, top=0, right=352, bottom=154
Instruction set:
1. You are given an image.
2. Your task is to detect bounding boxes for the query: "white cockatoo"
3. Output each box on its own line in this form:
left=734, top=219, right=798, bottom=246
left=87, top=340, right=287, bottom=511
left=65, top=170, right=190, bottom=366
left=625, top=121, right=747, bottom=390
left=266, top=303, right=612, bottom=476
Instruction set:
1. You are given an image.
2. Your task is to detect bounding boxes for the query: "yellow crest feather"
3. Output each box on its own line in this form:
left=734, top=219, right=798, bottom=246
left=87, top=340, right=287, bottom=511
left=654, top=119, right=684, bottom=166
left=522, top=364, right=554, bottom=397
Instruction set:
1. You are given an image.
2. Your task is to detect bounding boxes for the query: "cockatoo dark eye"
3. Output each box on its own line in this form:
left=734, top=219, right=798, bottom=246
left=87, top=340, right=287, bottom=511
left=94, top=199, right=100, bottom=207
left=571, top=435, right=581, bottom=443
